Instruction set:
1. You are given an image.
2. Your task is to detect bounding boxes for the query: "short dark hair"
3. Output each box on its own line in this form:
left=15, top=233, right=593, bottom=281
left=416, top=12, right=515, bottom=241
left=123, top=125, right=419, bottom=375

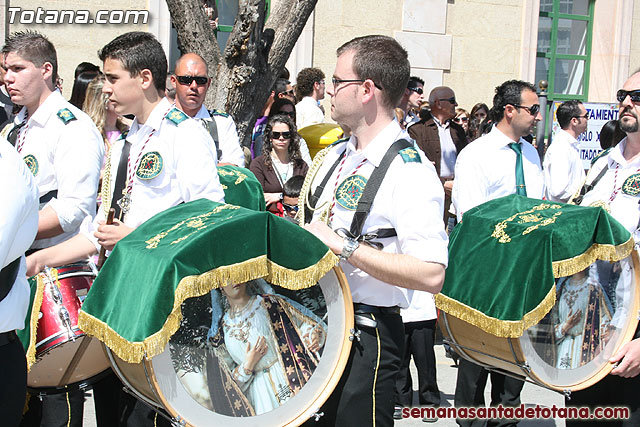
left=408, top=76, right=424, bottom=88
left=557, top=99, right=583, bottom=129
left=269, top=97, right=296, bottom=121
left=74, top=62, right=100, bottom=79
left=98, top=32, right=167, bottom=92
left=599, top=120, right=626, bottom=150
left=296, top=68, right=324, bottom=97
left=337, top=35, right=410, bottom=108
left=2, top=31, right=58, bottom=85
left=273, top=78, right=291, bottom=96
left=283, top=175, right=305, bottom=198
left=490, top=80, right=537, bottom=122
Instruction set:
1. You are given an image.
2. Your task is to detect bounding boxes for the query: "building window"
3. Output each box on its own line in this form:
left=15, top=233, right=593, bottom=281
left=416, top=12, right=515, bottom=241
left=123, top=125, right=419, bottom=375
left=535, top=0, right=594, bottom=101
left=203, top=0, right=271, bottom=51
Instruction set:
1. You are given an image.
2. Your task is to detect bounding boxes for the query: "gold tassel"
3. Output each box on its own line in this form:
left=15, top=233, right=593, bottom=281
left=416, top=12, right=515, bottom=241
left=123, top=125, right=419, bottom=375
left=435, top=286, right=557, bottom=338
left=25, top=272, right=49, bottom=370
left=78, top=250, right=338, bottom=363
left=552, top=237, right=634, bottom=278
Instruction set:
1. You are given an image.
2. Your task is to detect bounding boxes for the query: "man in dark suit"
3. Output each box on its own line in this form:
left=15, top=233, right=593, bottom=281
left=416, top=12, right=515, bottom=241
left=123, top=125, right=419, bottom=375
left=409, top=86, right=467, bottom=225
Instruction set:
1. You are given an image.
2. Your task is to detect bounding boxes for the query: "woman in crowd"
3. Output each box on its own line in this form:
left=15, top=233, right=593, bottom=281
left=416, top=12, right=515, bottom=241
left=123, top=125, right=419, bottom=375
left=82, top=74, right=128, bottom=152
left=249, top=114, right=309, bottom=215
left=453, top=107, right=470, bottom=136
left=69, top=70, right=101, bottom=109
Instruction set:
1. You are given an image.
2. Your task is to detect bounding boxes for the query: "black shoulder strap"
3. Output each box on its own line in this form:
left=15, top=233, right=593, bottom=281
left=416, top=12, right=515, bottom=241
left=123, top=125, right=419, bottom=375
left=0, top=257, right=21, bottom=303
left=349, top=139, right=412, bottom=238
left=204, top=116, right=222, bottom=160
left=573, top=164, right=609, bottom=205
left=304, top=148, right=347, bottom=224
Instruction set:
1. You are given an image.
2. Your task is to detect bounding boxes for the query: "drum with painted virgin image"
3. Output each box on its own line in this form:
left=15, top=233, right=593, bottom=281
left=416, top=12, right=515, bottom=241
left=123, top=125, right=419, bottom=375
left=76, top=199, right=354, bottom=426
left=437, top=195, right=640, bottom=393
left=20, top=262, right=110, bottom=393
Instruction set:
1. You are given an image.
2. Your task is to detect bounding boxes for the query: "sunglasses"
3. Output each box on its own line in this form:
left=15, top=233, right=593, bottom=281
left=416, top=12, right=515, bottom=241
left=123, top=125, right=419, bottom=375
left=408, top=87, right=423, bottom=95
left=439, top=97, right=456, bottom=104
left=282, top=202, right=299, bottom=213
left=617, top=89, right=640, bottom=103
left=511, top=104, right=540, bottom=116
left=271, top=131, right=292, bottom=139
left=176, top=75, right=208, bottom=85
left=282, top=89, right=295, bottom=97
left=453, top=116, right=469, bottom=122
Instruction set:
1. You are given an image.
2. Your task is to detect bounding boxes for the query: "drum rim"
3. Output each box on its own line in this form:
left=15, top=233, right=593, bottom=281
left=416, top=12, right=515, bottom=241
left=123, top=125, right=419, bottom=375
left=111, top=266, right=354, bottom=426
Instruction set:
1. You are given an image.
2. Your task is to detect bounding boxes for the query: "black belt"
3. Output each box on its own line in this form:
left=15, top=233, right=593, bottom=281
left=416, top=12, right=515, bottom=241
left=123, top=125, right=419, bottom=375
left=0, top=330, right=17, bottom=347
left=354, top=302, right=400, bottom=316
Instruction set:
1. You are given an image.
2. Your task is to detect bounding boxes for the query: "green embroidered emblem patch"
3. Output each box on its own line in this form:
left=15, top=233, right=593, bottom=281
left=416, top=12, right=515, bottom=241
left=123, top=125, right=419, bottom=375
left=23, top=154, right=39, bottom=176
left=136, top=151, right=163, bottom=180
left=622, top=173, right=640, bottom=196
left=166, top=108, right=188, bottom=125
left=211, top=109, right=229, bottom=118
left=335, top=175, right=368, bottom=210
left=56, top=108, right=76, bottom=124
left=399, top=147, right=421, bottom=163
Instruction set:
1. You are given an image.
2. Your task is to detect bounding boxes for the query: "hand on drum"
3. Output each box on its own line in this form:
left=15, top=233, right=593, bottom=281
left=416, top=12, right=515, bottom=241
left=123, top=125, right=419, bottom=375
left=610, top=338, right=640, bottom=378
left=245, top=336, right=268, bottom=372
left=95, top=219, right=133, bottom=251
left=26, top=253, right=44, bottom=277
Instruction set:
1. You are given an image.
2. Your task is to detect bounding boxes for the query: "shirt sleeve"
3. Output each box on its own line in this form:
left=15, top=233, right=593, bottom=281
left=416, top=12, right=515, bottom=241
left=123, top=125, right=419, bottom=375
left=452, top=145, right=487, bottom=221
left=299, top=137, right=313, bottom=166
left=175, top=121, right=225, bottom=204
left=544, top=141, right=574, bottom=202
left=391, top=160, right=448, bottom=267
left=216, top=115, right=245, bottom=167
left=48, top=121, right=104, bottom=232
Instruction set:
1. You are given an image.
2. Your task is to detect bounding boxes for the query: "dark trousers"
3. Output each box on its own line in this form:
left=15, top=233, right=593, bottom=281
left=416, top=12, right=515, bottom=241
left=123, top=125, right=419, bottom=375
left=565, top=373, right=640, bottom=426
left=395, top=319, right=440, bottom=408
left=308, top=312, right=404, bottom=427
left=0, top=332, right=27, bottom=427
left=21, top=390, right=84, bottom=427
left=454, top=359, right=524, bottom=427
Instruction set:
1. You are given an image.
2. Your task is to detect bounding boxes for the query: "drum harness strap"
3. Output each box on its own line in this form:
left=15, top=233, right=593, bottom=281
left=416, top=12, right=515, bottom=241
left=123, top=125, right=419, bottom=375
left=203, top=112, right=222, bottom=161
left=572, top=165, right=609, bottom=206
left=0, top=257, right=20, bottom=304
left=306, top=139, right=413, bottom=332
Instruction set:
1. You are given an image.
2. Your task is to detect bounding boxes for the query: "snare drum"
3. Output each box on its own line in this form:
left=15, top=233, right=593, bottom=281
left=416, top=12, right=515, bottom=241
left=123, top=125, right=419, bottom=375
left=107, top=267, right=353, bottom=426
left=27, top=262, right=110, bottom=392
left=440, top=252, right=640, bottom=392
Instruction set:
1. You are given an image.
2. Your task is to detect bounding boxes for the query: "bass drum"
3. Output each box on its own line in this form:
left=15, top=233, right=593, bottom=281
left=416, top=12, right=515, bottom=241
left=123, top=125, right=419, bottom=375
left=107, top=266, right=353, bottom=426
left=441, top=251, right=640, bottom=392
left=28, top=262, right=110, bottom=393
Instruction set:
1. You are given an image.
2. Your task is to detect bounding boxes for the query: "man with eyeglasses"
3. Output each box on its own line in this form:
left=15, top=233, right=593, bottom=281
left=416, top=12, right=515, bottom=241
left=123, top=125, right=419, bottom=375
left=302, top=35, right=447, bottom=427
left=452, top=80, right=544, bottom=427
left=295, top=67, right=326, bottom=129
left=562, top=72, right=640, bottom=426
left=171, top=53, right=244, bottom=167
left=396, top=76, right=424, bottom=128
left=543, top=100, right=588, bottom=203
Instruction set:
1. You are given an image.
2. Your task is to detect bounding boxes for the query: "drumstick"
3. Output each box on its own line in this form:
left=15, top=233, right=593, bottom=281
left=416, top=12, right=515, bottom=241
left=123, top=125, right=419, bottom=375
left=97, top=208, right=115, bottom=270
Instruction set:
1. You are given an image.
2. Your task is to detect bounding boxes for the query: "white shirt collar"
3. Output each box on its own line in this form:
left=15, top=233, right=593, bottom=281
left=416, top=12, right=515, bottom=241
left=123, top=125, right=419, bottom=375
left=432, top=115, right=449, bottom=129
left=18, top=90, right=63, bottom=126
left=607, top=137, right=639, bottom=168
left=128, top=97, right=173, bottom=137
left=345, top=119, right=405, bottom=167
left=557, top=128, right=579, bottom=146
left=193, top=104, right=210, bottom=119
left=488, top=125, right=523, bottom=148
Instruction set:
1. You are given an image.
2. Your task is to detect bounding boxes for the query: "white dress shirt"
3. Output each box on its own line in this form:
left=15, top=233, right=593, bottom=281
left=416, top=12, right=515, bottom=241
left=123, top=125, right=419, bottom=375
left=310, top=120, right=448, bottom=308
left=453, top=126, right=545, bottom=221
left=400, top=291, right=437, bottom=322
left=543, top=129, right=586, bottom=202
left=82, top=98, right=225, bottom=250
left=433, top=117, right=457, bottom=178
left=296, top=96, right=324, bottom=130
left=194, top=105, right=245, bottom=167
left=0, top=138, right=39, bottom=332
left=11, top=90, right=104, bottom=249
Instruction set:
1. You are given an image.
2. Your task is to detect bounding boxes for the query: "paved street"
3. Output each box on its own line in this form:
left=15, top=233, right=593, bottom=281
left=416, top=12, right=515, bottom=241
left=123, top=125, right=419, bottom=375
left=81, top=344, right=566, bottom=426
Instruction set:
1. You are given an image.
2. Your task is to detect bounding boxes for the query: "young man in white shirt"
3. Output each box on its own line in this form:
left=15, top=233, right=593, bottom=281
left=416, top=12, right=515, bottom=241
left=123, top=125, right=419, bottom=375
left=543, top=99, right=588, bottom=202
left=295, top=67, right=325, bottom=129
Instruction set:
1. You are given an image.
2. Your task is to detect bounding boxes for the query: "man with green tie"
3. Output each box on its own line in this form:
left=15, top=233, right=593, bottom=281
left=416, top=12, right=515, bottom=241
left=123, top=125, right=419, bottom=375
left=451, top=79, right=544, bottom=427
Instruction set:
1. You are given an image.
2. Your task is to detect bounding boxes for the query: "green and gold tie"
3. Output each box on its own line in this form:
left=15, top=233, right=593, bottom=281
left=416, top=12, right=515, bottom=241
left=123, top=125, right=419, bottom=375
left=509, top=142, right=527, bottom=196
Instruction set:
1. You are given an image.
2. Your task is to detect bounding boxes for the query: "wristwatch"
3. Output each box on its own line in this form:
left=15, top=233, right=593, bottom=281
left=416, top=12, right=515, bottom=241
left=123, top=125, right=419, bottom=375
left=339, top=236, right=360, bottom=261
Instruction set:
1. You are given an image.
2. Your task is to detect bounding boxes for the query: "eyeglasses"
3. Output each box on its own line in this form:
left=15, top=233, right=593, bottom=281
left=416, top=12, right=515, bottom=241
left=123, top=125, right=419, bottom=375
left=573, top=113, right=589, bottom=120
left=408, top=87, right=423, bottom=95
left=282, top=89, right=294, bottom=97
left=617, top=89, right=640, bottom=103
left=439, top=97, right=457, bottom=104
left=282, top=202, right=299, bottom=213
left=176, top=75, right=208, bottom=85
left=511, top=104, right=540, bottom=116
left=331, top=77, right=383, bottom=90
left=453, top=116, right=469, bottom=123
left=271, top=131, right=292, bottom=139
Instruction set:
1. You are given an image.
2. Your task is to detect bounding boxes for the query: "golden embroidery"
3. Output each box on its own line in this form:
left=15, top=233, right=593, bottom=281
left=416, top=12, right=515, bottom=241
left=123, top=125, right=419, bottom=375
left=219, top=168, right=248, bottom=185
left=491, top=203, right=562, bottom=243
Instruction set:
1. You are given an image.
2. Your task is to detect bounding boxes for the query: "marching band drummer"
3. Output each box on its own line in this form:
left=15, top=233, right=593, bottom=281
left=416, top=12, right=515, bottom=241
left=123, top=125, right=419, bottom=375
left=26, top=32, right=225, bottom=427
left=1, top=31, right=104, bottom=427
left=565, top=71, right=640, bottom=426
left=0, top=138, right=39, bottom=426
left=302, top=35, right=448, bottom=427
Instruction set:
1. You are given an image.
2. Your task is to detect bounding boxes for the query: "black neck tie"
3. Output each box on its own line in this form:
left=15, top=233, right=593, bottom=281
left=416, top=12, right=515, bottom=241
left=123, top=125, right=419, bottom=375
left=7, top=121, right=26, bottom=147
left=110, top=141, right=131, bottom=220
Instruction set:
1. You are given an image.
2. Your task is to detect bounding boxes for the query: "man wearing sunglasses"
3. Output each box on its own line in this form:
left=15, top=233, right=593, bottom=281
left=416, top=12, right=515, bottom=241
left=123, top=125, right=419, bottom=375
left=543, top=100, right=588, bottom=203
left=396, top=76, right=424, bottom=128
left=562, top=73, right=640, bottom=426
left=452, top=80, right=544, bottom=427
left=171, top=53, right=244, bottom=167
